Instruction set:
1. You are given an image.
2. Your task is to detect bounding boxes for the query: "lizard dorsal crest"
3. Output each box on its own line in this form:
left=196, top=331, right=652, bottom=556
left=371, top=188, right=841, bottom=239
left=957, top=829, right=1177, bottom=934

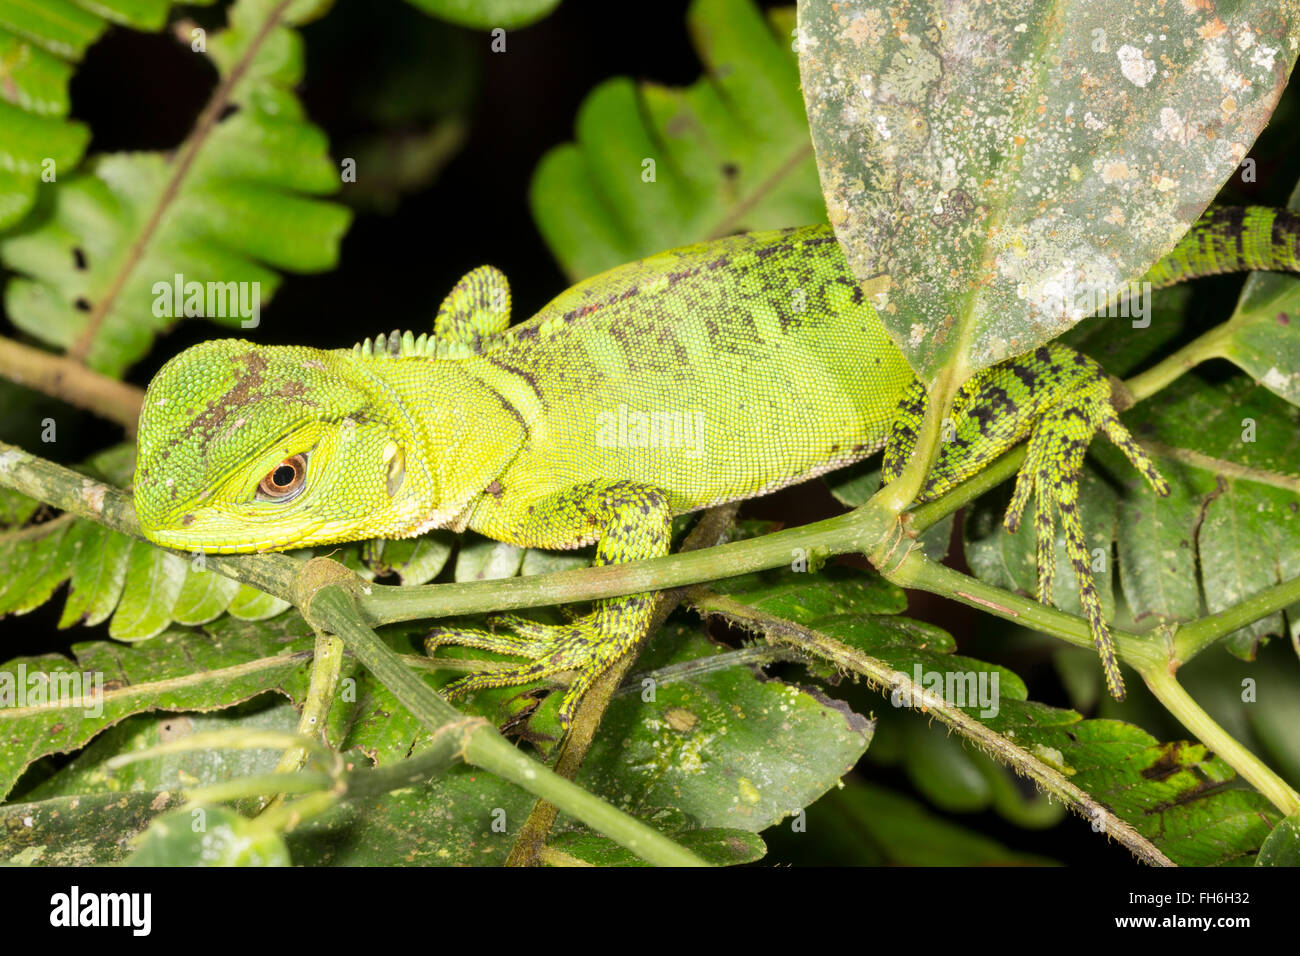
left=434, top=265, right=511, bottom=350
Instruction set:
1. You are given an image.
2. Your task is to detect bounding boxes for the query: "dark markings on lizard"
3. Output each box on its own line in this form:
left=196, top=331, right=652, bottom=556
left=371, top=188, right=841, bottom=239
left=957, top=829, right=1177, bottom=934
left=486, top=356, right=545, bottom=406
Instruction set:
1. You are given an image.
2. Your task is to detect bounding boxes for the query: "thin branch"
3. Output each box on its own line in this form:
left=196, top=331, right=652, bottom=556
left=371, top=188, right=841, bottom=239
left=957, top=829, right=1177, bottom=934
left=300, top=569, right=707, bottom=866
left=0, top=337, right=143, bottom=430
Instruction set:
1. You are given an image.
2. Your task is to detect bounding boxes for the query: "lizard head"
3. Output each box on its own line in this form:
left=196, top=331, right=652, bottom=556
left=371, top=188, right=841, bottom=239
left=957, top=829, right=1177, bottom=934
left=134, top=339, right=436, bottom=553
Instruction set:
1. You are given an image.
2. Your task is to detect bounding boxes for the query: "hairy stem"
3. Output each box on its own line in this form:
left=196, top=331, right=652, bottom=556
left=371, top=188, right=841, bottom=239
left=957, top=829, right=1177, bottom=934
left=692, top=589, right=1173, bottom=865
left=1124, top=324, right=1230, bottom=403
left=1172, top=575, right=1300, bottom=664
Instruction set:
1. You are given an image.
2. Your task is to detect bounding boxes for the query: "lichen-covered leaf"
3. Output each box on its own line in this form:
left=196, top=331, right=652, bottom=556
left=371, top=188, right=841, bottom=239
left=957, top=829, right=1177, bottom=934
left=798, top=0, right=1300, bottom=381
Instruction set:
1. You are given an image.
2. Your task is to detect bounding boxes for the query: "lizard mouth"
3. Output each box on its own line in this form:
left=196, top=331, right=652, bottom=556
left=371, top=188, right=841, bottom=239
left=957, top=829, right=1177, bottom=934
left=135, top=498, right=333, bottom=553
left=137, top=498, right=461, bottom=554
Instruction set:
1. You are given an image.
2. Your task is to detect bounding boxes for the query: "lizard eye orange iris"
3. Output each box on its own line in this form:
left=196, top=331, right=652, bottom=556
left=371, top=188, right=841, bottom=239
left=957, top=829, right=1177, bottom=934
left=256, top=454, right=308, bottom=502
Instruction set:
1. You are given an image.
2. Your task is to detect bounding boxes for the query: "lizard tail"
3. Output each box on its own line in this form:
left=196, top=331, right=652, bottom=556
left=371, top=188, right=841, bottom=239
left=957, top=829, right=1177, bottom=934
left=1142, top=205, right=1300, bottom=289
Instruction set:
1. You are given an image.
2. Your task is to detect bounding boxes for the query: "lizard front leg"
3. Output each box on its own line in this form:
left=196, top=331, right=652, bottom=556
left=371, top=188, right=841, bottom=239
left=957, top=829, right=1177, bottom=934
left=883, top=344, right=1170, bottom=700
left=426, top=480, right=672, bottom=727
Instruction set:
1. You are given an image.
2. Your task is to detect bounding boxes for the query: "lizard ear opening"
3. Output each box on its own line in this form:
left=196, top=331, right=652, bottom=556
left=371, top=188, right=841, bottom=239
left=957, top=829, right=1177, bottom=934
left=256, top=453, right=309, bottom=502
left=384, top=443, right=406, bottom=498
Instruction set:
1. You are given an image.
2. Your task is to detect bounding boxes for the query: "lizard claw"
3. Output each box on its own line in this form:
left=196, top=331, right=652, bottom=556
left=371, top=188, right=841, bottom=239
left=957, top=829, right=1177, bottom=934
left=426, top=615, right=616, bottom=728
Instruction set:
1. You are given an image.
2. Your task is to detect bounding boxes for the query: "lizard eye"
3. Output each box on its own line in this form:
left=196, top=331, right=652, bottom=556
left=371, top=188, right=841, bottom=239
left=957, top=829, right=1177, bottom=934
left=256, top=454, right=308, bottom=502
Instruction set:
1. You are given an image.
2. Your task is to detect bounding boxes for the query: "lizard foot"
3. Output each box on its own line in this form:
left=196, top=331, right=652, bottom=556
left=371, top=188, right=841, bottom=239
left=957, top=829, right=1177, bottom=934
left=885, top=344, right=1170, bottom=700
left=999, top=372, right=1169, bottom=701
left=425, top=610, right=640, bottom=728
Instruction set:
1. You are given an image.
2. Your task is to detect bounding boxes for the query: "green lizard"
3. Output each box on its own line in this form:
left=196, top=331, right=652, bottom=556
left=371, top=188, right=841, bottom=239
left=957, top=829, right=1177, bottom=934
left=134, top=205, right=1300, bottom=725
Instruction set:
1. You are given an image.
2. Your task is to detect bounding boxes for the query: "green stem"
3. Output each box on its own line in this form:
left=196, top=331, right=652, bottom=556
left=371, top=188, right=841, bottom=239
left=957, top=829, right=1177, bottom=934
left=1142, top=667, right=1300, bottom=818
left=299, top=566, right=706, bottom=867
left=873, top=366, right=965, bottom=517
left=188, top=772, right=337, bottom=806
left=1124, top=324, right=1230, bottom=403
left=885, top=549, right=1166, bottom=673
left=259, top=630, right=345, bottom=814
left=1172, top=575, right=1300, bottom=664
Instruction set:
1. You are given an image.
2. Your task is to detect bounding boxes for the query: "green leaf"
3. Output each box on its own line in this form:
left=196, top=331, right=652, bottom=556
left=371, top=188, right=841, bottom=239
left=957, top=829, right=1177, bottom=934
left=364, top=533, right=455, bottom=586
left=0, top=1, right=219, bottom=231
left=698, top=567, right=1280, bottom=864
left=1256, top=813, right=1300, bottom=865
left=530, top=0, right=823, bottom=280
left=0, top=0, right=350, bottom=373
left=577, top=622, right=873, bottom=833
left=128, top=804, right=291, bottom=866
left=286, top=767, right=534, bottom=865
left=0, top=615, right=316, bottom=800
left=1210, top=177, right=1300, bottom=407
left=402, top=0, right=561, bottom=30
left=454, top=533, right=524, bottom=581
left=798, top=0, right=1300, bottom=381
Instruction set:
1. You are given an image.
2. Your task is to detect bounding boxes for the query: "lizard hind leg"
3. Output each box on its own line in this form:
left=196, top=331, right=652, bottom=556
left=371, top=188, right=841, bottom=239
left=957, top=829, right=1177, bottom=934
left=895, top=344, right=1169, bottom=701
left=426, top=481, right=673, bottom=728
left=999, top=370, right=1169, bottom=701
left=1005, top=380, right=1127, bottom=698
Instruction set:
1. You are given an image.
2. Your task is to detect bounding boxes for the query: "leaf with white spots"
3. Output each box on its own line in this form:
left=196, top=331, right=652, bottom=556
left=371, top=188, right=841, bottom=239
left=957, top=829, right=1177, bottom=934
left=798, top=0, right=1300, bottom=382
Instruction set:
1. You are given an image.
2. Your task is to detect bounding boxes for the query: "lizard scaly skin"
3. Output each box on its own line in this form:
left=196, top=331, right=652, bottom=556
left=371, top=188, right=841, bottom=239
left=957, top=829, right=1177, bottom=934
left=134, top=206, right=1300, bottom=724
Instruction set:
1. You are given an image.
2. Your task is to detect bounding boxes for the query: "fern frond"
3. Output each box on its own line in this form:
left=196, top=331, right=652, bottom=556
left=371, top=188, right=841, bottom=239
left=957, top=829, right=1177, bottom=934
left=0, top=0, right=350, bottom=373
left=0, top=0, right=220, bottom=231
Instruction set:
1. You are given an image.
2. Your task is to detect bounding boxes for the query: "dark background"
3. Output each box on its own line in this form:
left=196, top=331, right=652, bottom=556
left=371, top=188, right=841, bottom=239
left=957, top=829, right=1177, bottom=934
left=7, top=0, right=1297, bottom=865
